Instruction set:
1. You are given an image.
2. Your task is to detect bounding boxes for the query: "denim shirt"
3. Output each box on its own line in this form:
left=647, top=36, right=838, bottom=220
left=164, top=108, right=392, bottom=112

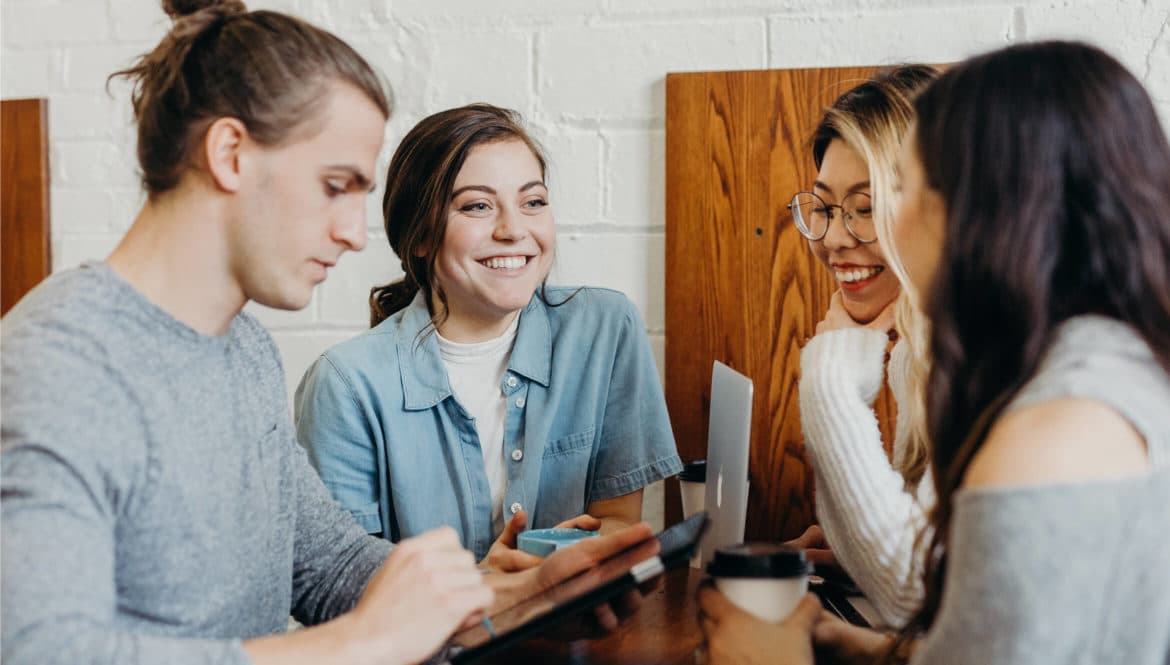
left=294, top=287, right=682, bottom=559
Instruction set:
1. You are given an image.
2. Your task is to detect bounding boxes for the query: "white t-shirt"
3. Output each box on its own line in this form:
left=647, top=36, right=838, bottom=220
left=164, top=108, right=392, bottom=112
left=437, top=315, right=520, bottom=536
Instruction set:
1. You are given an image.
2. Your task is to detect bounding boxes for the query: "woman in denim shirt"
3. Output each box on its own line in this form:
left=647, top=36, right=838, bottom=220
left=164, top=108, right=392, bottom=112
left=295, top=104, right=683, bottom=568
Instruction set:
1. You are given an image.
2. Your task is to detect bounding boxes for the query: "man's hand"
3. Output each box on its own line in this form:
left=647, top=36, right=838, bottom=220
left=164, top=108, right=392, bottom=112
left=348, top=528, right=493, bottom=665
left=480, top=510, right=603, bottom=573
left=698, top=585, right=821, bottom=665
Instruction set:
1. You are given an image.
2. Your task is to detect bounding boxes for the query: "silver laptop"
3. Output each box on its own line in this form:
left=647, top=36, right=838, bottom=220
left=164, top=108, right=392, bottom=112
left=699, top=360, right=753, bottom=566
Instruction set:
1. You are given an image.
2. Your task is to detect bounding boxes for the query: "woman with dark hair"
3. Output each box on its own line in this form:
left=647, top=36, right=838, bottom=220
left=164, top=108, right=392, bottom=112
left=698, top=40, right=1170, bottom=665
left=295, top=104, right=682, bottom=570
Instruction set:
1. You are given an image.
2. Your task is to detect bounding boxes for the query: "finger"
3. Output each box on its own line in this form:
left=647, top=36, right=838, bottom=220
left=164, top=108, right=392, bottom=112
left=829, top=290, right=845, bottom=311
left=697, top=584, right=740, bottom=622
left=608, top=588, right=644, bottom=622
left=784, top=593, right=823, bottom=631
left=804, top=548, right=836, bottom=568
left=869, top=298, right=898, bottom=333
left=570, top=522, right=654, bottom=563
left=498, top=510, right=528, bottom=548
left=490, top=549, right=544, bottom=573
left=554, top=513, right=602, bottom=531
left=592, top=603, right=619, bottom=633
left=447, top=585, right=496, bottom=627
left=805, top=524, right=826, bottom=546
left=785, top=524, right=821, bottom=548
left=813, top=611, right=848, bottom=644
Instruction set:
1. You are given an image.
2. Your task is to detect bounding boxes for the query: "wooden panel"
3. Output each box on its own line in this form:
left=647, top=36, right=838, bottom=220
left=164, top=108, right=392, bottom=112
left=2, top=98, right=52, bottom=316
left=665, top=68, right=898, bottom=542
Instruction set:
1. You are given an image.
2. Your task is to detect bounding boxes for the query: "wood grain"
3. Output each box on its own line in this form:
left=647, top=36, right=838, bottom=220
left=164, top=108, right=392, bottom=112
left=665, top=68, right=899, bottom=542
left=1, top=98, right=52, bottom=316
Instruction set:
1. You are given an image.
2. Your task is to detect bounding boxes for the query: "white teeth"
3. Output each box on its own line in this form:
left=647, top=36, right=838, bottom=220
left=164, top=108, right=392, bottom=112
left=482, top=256, right=527, bottom=270
left=834, top=266, right=882, bottom=283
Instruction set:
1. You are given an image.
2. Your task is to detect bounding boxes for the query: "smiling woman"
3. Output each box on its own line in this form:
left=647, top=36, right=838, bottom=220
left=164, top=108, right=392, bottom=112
left=294, top=104, right=683, bottom=569
left=789, top=65, right=941, bottom=628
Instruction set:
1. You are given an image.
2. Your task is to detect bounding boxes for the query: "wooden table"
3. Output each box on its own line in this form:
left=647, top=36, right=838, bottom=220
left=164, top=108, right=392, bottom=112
left=479, top=566, right=704, bottom=664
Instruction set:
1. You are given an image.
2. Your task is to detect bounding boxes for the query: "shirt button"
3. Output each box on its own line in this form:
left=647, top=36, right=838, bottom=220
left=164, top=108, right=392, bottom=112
left=510, top=502, right=522, bottom=515
left=515, top=397, right=526, bottom=408
left=506, top=376, right=518, bottom=388
left=511, top=449, right=523, bottom=462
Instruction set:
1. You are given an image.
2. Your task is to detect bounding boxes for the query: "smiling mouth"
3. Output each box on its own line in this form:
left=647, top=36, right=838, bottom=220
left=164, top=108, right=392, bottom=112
left=479, top=256, right=530, bottom=271
left=834, top=265, right=883, bottom=284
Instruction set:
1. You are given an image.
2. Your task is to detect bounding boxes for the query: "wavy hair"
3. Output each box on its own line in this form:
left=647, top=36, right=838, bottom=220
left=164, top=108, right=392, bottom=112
left=369, top=104, right=552, bottom=330
left=811, top=64, right=939, bottom=488
left=893, top=41, right=1170, bottom=654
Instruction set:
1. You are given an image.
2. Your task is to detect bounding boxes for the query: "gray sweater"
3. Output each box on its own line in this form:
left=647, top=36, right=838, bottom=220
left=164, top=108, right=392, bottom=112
left=911, top=316, right=1170, bottom=664
left=1, top=263, right=393, bottom=665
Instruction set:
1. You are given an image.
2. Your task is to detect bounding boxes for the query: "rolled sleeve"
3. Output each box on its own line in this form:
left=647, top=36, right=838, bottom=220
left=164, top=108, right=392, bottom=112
left=589, top=301, right=683, bottom=501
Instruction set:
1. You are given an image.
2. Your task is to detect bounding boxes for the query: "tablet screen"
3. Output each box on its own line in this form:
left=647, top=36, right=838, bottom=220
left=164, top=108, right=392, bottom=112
left=450, top=512, right=707, bottom=655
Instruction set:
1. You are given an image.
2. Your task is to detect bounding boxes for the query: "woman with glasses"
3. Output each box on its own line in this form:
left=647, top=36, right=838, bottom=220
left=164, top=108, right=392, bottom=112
left=786, top=65, right=939, bottom=629
left=700, top=41, right=1170, bottom=665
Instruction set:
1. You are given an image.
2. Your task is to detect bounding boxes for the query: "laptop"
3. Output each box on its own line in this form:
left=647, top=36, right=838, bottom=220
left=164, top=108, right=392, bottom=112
left=699, top=360, right=753, bottom=567
left=696, top=360, right=877, bottom=628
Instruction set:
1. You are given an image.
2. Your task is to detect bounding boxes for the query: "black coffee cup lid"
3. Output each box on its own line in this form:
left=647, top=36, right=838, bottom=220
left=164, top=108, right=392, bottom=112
left=678, top=459, right=706, bottom=482
left=706, top=543, right=811, bottom=579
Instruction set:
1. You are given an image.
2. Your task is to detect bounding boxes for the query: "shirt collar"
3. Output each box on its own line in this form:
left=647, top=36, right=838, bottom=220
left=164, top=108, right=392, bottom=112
left=396, top=290, right=552, bottom=410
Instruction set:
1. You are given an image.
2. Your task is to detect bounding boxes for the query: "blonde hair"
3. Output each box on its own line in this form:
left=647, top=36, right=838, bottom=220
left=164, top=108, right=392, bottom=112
left=811, top=65, right=938, bottom=488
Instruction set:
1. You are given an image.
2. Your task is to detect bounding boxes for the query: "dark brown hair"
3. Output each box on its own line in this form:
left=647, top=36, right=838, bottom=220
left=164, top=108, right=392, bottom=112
left=369, top=103, right=548, bottom=328
left=893, top=41, right=1170, bottom=655
left=110, top=0, right=390, bottom=197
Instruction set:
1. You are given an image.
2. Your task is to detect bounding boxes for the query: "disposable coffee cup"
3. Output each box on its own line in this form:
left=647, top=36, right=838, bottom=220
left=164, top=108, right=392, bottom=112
left=679, top=459, right=707, bottom=518
left=678, top=460, right=706, bottom=568
left=707, top=543, right=811, bottom=622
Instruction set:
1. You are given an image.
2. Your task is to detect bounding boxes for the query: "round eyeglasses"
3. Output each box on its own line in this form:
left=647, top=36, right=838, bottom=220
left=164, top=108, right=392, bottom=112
left=786, top=191, right=876, bottom=243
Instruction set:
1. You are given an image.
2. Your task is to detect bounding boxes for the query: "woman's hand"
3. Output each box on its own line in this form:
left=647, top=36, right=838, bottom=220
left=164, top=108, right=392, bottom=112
left=348, top=527, right=493, bottom=665
left=816, top=291, right=897, bottom=336
left=697, top=586, right=821, bottom=665
left=485, top=522, right=657, bottom=640
left=784, top=524, right=837, bottom=571
left=812, top=611, right=894, bottom=665
left=479, top=510, right=602, bottom=573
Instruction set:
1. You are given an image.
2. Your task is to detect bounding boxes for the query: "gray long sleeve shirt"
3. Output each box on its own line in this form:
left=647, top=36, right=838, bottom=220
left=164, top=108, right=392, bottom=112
left=1, top=263, right=392, bottom=665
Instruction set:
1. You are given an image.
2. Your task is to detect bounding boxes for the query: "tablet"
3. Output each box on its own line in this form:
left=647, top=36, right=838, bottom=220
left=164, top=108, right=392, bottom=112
left=448, top=512, right=709, bottom=664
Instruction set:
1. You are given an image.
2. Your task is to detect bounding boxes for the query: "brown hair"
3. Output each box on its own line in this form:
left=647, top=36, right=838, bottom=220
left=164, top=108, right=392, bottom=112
left=370, top=103, right=549, bottom=329
left=110, top=0, right=390, bottom=197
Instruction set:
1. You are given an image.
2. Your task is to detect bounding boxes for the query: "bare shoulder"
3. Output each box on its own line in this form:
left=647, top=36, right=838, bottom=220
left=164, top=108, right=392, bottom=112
left=962, top=398, right=1150, bottom=490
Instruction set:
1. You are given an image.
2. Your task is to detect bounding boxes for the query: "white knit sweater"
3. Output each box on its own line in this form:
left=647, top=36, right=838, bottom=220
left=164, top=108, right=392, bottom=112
left=799, top=328, right=934, bottom=628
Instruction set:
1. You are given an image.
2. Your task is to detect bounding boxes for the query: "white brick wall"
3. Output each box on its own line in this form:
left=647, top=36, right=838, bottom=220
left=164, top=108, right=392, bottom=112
left=4, top=0, right=1169, bottom=530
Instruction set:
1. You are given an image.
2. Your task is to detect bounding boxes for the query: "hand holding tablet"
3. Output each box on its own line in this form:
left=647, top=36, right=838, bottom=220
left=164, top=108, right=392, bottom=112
left=452, top=513, right=708, bottom=663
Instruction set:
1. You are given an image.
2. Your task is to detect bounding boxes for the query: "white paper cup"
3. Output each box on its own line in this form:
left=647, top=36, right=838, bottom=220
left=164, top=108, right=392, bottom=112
left=707, top=544, right=811, bottom=622
left=680, top=479, right=705, bottom=518
left=678, top=460, right=708, bottom=568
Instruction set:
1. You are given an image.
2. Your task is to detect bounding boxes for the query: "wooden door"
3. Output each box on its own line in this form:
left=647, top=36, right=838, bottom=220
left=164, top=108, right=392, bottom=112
left=2, top=98, right=52, bottom=316
left=664, top=67, right=898, bottom=541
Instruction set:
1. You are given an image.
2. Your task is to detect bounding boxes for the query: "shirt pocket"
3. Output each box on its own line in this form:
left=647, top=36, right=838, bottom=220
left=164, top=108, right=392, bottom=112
left=537, top=426, right=596, bottom=524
